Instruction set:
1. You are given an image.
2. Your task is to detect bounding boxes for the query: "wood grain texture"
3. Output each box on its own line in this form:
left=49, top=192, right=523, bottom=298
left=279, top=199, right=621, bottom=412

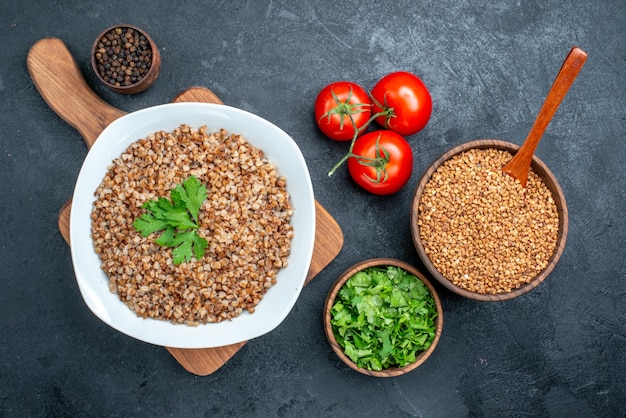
left=31, top=37, right=343, bottom=376
left=502, top=47, right=587, bottom=187
left=27, top=38, right=126, bottom=147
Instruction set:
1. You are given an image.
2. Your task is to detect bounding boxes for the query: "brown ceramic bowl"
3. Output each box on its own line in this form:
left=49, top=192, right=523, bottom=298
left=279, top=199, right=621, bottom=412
left=410, top=139, right=569, bottom=301
left=323, top=258, right=443, bottom=377
left=91, top=24, right=161, bottom=94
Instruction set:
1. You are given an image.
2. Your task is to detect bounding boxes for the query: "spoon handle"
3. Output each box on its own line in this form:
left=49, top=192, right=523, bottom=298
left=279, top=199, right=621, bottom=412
left=503, top=46, right=587, bottom=187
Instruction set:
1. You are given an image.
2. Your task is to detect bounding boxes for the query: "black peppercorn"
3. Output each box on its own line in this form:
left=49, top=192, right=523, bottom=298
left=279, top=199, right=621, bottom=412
left=94, top=26, right=153, bottom=88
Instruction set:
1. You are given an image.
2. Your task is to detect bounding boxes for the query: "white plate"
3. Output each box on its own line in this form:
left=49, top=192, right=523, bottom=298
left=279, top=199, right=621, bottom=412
left=70, top=103, right=316, bottom=348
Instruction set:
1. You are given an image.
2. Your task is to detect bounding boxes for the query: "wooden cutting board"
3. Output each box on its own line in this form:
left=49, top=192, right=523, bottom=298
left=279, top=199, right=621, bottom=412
left=28, top=37, right=344, bottom=375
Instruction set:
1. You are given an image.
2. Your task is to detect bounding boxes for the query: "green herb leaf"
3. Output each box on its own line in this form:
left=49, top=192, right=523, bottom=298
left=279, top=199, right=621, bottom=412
left=192, top=232, right=208, bottom=260
left=133, top=213, right=171, bottom=236
left=133, top=175, right=209, bottom=265
left=154, top=225, right=175, bottom=246
left=181, top=175, right=208, bottom=223
left=330, top=266, right=438, bottom=370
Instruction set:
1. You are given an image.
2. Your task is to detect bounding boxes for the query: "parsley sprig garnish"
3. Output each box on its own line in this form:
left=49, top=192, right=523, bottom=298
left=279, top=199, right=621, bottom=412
left=133, top=175, right=208, bottom=265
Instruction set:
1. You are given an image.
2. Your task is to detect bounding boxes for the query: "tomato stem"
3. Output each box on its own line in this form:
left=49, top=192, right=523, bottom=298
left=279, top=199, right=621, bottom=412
left=327, top=129, right=391, bottom=184
left=327, top=94, right=395, bottom=177
left=368, top=91, right=397, bottom=130
left=319, top=86, right=372, bottom=132
left=356, top=137, right=390, bottom=184
left=327, top=130, right=358, bottom=177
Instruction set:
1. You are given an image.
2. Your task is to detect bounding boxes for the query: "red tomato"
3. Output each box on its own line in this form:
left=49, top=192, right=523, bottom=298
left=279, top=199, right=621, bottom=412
left=314, top=81, right=372, bottom=141
left=347, top=130, right=413, bottom=195
left=371, top=71, right=432, bottom=136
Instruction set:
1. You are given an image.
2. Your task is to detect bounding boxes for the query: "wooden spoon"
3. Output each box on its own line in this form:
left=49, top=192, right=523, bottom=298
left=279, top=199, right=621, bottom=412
left=502, top=46, right=587, bottom=187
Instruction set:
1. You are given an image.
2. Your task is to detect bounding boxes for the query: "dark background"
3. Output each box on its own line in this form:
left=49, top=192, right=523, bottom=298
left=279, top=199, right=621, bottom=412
left=2, top=0, right=625, bottom=417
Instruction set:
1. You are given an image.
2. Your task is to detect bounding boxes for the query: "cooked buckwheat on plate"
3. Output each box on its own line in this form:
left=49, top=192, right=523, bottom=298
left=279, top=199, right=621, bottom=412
left=92, top=125, right=294, bottom=325
left=70, top=103, right=316, bottom=348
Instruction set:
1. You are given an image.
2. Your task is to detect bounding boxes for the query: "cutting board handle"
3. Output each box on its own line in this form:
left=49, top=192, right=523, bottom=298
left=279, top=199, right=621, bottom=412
left=27, top=37, right=126, bottom=148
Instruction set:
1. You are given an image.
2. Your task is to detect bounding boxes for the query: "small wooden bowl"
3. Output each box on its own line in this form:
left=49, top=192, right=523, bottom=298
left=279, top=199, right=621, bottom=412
left=410, top=139, right=569, bottom=301
left=323, top=258, right=444, bottom=377
left=91, top=24, right=161, bottom=94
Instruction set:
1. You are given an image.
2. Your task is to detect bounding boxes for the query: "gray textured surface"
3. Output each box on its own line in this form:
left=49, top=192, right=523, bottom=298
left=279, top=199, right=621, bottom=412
left=1, top=0, right=625, bottom=417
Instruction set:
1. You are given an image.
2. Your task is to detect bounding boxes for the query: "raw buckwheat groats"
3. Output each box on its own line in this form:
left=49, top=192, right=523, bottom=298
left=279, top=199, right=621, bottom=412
left=417, top=148, right=559, bottom=294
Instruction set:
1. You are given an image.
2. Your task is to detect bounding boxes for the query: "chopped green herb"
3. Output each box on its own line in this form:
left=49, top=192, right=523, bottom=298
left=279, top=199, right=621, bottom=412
left=330, top=265, right=438, bottom=371
left=133, top=175, right=208, bottom=265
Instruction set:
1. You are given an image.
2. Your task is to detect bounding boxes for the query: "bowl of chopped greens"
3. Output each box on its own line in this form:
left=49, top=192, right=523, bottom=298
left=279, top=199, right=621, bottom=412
left=324, top=258, right=443, bottom=377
